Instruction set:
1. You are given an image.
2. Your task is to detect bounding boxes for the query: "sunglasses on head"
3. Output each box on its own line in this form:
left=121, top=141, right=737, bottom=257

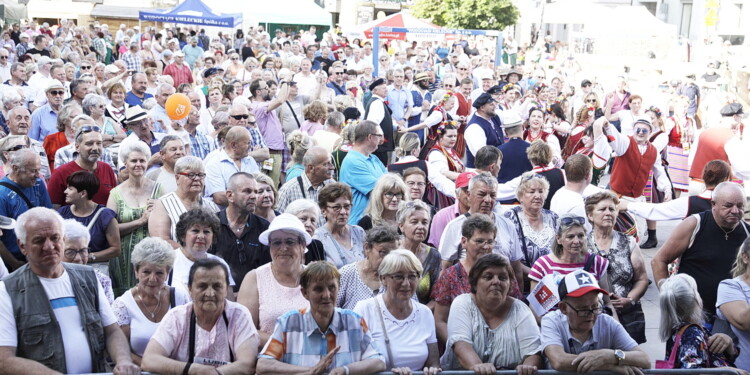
left=77, top=125, right=101, bottom=135
left=560, top=216, right=586, bottom=226
left=230, top=114, right=249, bottom=120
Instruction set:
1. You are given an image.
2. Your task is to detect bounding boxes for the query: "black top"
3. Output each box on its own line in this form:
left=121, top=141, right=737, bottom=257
left=211, top=209, right=271, bottom=291
left=686, top=196, right=712, bottom=217
left=498, top=138, right=533, bottom=183
left=305, top=239, right=326, bottom=264
left=357, top=215, right=373, bottom=232
left=537, top=168, right=566, bottom=210
left=387, top=160, right=428, bottom=176
left=241, top=46, right=255, bottom=62
left=25, top=48, right=50, bottom=57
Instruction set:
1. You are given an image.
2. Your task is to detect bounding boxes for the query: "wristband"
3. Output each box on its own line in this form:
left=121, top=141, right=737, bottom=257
left=182, top=362, right=192, bottom=375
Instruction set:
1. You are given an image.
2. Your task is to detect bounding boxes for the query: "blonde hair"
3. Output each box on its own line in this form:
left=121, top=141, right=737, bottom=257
left=303, top=100, right=328, bottom=123
left=732, top=238, right=750, bottom=277
left=395, top=132, right=420, bottom=159
left=286, top=130, right=313, bottom=165
left=363, top=173, right=408, bottom=227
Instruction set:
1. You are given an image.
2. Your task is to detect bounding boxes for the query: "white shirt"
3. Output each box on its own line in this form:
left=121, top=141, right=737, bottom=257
left=365, top=95, right=386, bottom=126
left=0, top=63, right=10, bottom=83
left=293, top=72, right=318, bottom=98
left=0, top=270, right=116, bottom=374
left=627, top=189, right=712, bottom=221
left=616, top=109, right=637, bottom=137
left=169, top=249, right=235, bottom=297
left=426, top=149, right=457, bottom=198
left=549, top=185, right=602, bottom=232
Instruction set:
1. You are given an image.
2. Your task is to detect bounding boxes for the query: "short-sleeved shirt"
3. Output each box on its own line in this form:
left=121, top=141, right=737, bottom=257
left=259, top=307, right=384, bottom=368
left=169, top=250, right=236, bottom=295
left=432, top=262, right=470, bottom=306
left=540, top=309, right=638, bottom=356
left=29, top=103, right=58, bottom=142
left=211, top=210, right=271, bottom=286
left=48, top=161, right=117, bottom=206
left=717, top=277, right=750, bottom=371
left=438, top=213, right=522, bottom=263
left=339, top=150, right=386, bottom=225
left=150, top=301, right=258, bottom=364
left=0, top=176, right=52, bottom=257
left=529, top=253, right=609, bottom=283
left=204, top=149, right=260, bottom=199
left=57, top=204, right=117, bottom=253
left=125, top=91, right=153, bottom=107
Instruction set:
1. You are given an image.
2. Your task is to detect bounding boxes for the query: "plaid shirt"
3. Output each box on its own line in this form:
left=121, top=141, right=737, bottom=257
left=248, top=126, right=267, bottom=149
left=188, top=130, right=215, bottom=160
left=276, top=172, right=334, bottom=216
left=260, top=308, right=383, bottom=369
left=54, top=144, right=117, bottom=171
left=162, top=63, right=193, bottom=88
left=121, top=51, right=142, bottom=72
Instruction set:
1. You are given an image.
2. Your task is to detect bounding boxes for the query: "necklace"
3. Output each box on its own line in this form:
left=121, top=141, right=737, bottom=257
left=719, top=225, right=737, bottom=240
left=136, top=285, right=163, bottom=319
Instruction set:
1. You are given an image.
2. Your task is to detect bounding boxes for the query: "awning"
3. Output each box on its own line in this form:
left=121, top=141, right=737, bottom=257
left=91, top=5, right=142, bottom=20
left=211, top=0, right=331, bottom=27
left=27, top=0, right=93, bottom=20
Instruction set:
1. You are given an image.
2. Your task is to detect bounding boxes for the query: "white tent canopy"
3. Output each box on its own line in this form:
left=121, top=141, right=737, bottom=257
left=211, top=0, right=330, bottom=27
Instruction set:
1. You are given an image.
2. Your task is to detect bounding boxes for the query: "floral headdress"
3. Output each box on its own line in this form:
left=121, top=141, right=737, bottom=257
left=533, top=82, right=547, bottom=93
left=440, top=91, right=455, bottom=105
left=436, top=120, right=457, bottom=135
left=646, top=106, right=662, bottom=118
left=342, top=118, right=359, bottom=131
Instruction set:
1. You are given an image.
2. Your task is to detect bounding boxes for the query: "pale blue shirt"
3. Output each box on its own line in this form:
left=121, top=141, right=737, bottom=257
left=386, top=85, right=414, bottom=121
left=204, top=149, right=260, bottom=199
left=29, top=103, right=58, bottom=141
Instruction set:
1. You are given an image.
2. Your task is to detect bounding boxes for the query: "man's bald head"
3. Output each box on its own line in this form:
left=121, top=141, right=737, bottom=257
left=303, top=146, right=329, bottom=167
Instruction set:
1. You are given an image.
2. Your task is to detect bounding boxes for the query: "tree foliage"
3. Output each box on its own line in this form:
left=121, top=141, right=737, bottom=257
left=413, top=0, right=519, bottom=30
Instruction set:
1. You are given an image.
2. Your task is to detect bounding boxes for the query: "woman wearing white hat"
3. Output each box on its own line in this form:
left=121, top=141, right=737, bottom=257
left=237, top=213, right=311, bottom=348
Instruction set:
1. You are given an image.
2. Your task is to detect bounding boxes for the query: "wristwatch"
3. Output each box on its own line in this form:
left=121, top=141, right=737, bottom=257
left=90, top=253, right=97, bottom=262
left=614, top=349, right=625, bottom=365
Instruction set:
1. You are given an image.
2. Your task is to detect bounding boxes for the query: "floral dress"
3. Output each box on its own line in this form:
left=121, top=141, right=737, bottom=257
left=431, top=262, right=470, bottom=306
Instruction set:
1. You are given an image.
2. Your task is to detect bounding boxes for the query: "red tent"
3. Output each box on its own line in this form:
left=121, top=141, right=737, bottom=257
left=352, top=12, right=443, bottom=41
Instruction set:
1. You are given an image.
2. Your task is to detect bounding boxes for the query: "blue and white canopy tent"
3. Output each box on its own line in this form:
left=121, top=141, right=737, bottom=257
left=139, top=0, right=242, bottom=29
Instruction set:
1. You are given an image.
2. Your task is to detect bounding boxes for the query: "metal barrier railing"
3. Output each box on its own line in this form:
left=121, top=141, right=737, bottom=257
left=77, top=369, right=742, bottom=375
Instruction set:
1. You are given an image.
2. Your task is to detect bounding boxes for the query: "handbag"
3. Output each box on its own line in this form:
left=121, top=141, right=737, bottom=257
left=374, top=297, right=395, bottom=370
left=655, top=324, right=697, bottom=369
left=618, top=301, right=647, bottom=344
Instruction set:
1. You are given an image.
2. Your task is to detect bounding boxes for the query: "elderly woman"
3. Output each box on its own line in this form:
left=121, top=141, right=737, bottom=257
left=112, top=237, right=189, bottom=364
left=0, top=88, right=23, bottom=136
left=526, top=140, right=565, bottom=209
left=168, top=207, right=235, bottom=297
left=503, top=172, right=559, bottom=287
left=315, top=182, right=366, bottom=268
left=441, top=254, right=542, bottom=374
left=427, top=123, right=463, bottom=210
left=58, top=170, right=121, bottom=277
left=528, top=214, right=614, bottom=318
left=337, top=226, right=400, bottom=310
left=62, top=219, right=114, bottom=304
left=42, top=102, right=82, bottom=173
left=358, top=173, right=408, bottom=231
left=718, top=239, right=750, bottom=371
left=660, top=274, right=741, bottom=371
left=285, top=130, right=313, bottom=181
left=142, top=259, right=259, bottom=375
left=284, top=199, right=326, bottom=263
left=354, top=250, right=440, bottom=375
left=238, top=214, right=312, bottom=348
left=149, top=156, right=219, bottom=248
left=83, top=93, right=125, bottom=147
left=586, top=191, right=649, bottom=343
left=104, top=82, right=129, bottom=127
left=253, top=172, right=279, bottom=223
left=257, top=261, right=386, bottom=375
left=108, top=141, right=162, bottom=295
left=398, top=200, right=440, bottom=305
left=300, top=100, right=329, bottom=136
left=208, top=111, right=230, bottom=144
left=312, top=111, right=345, bottom=153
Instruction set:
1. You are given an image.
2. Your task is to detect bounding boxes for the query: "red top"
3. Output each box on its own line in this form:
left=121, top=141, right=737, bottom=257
left=42, top=132, right=69, bottom=174
left=610, top=136, right=657, bottom=198
left=48, top=161, right=117, bottom=205
left=689, top=128, right=734, bottom=179
left=162, top=63, right=194, bottom=88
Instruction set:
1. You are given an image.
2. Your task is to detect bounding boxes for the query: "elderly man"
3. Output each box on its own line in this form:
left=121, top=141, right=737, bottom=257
left=465, top=93, right=504, bottom=168
left=0, top=49, right=10, bottom=82
left=212, top=172, right=270, bottom=289
left=29, top=79, right=64, bottom=142
left=276, top=146, right=335, bottom=216
left=326, top=65, right=347, bottom=96
left=162, top=51, right=193, bottom=88
left=53, top=113, right=117, bottom=172
left=249, top=78, right=290, bottom=186
left=385, top=68, right=413, bottom=134
left=145, top=135, right=186, bottom=194
left=542, top=270, right=650, bottom=373
left=653, top=182, right=750, bottom=321
left=149, top=83, right=175, bottom=133
left=364, top=78, right=394, bottom=166
left=3, top=63, right=32, bottom=105
left=226, top=104, right=269, bottom=163
left=0, top=148, right=52, bottom=271
left=185, top=105, right=214, bottom=159
left=125, top=72, right=154, bottom=107
left=32, top=65, right=66, bottom=109
left=205, top=126, right=260, bottom=206
left=6, top=106, right=51, bottom=180
left=0, top=207, right=140, bottom=375
left=339, top=120, right=387, bottom=225
left=48, top=121, right=118, bottom=206
left=121, top=42, right=142, bottom=73
left=120, top=106, right=166, bottom=169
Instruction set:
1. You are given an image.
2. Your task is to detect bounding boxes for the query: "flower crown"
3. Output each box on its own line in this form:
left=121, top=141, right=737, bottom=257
left=534, top=82, right=547, bottom=93
left=441, top=92, right=455, bottom=104
left=502, top=83, right=516, bottom=93
left=436, top=120, right=457, bottom=135
left=646, top=106, right=662, bottom=118
left=342, top=119, right=359, bottom=130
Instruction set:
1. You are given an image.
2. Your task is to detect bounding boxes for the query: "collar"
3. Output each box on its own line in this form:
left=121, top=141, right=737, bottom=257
left=532, top=164, right=554, bottom=173
left=303, top=307, right=343, bottom=337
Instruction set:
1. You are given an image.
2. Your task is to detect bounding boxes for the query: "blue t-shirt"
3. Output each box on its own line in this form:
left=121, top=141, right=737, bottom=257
left=125, top=91, right=154, bottom=107
left=339, top=150, right=386, bottom=225
left=0, top=176, right=53, bottom=257
left=57, top=204, right=117, bottom=253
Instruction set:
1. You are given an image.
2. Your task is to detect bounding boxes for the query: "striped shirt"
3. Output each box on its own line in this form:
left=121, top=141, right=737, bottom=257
left=528, top=253, right=609, bottom=282
left=162, top=63, right=193, bottom=88
left=259, top=308, right=383, bottom=368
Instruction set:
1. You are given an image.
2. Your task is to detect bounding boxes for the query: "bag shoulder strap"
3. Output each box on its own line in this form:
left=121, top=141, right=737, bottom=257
left=169, top=287, right=176, bottom=308
left=374, top=297, right=394, bottom=369
left=0, top=181, right=33, bottom=209
left=87, top=206, right=105, bottom=231
left=512, top=208, right=531, bottom=266
left=583, top=252, right=596, bottom=273
left=297, top=176, right=307, bottom=199
left=286, top=101, right=301, bottom=128
left=667, top=324, right=698, bottom=367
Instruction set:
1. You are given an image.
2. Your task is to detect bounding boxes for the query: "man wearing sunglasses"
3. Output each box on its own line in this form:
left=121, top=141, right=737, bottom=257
left=29, top=79, right=64, bottom=142
left=542, top=270, right=650, bottom=373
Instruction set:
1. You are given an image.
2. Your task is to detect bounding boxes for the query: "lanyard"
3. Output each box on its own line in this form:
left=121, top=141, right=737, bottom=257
left=188, top=309, right=235, bottom=364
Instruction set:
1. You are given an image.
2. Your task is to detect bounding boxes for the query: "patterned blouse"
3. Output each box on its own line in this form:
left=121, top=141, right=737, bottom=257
left=504, top=206, right=559, bottom=268
left=431, top=262, right=470, bottom=306
left=588, top=231, right=637, bottom=297
left=665, top=324, right=736, bottom=369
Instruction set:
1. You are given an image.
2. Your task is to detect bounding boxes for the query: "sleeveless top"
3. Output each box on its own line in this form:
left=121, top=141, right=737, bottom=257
left=687, top=196, right=712, bottom=217
left=161, top=192, right=219, bottom=240
left=536, top=168, right=565, bottom=210
left=256, top=263, right=310, bottom=333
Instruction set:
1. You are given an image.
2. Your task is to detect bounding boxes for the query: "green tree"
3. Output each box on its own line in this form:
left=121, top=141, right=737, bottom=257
left=413, top=0, right=519, bottom=30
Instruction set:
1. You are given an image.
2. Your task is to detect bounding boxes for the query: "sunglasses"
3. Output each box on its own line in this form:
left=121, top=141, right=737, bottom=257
left=0, top=56, right=8, bottom=60
left=48, top=90, right=65, bottom=96
left=586, top=99, right=597, bottom=103
left=80, top=65, right=92, bottom=70
left=77, top=125, right=101, bottom=135
left=634, top=127, right=650, bottom=135
left=560, top=216, right=586, bottom=226
left=4, top=144, right=26, bottom=152
left=230, top=114, right=249, bottom=120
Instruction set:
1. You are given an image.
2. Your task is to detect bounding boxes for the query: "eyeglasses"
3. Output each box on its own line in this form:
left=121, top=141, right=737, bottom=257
left=565, top=302, right=603, bottom=317
left=177, top=172, right=206, bottom=180
left=459, top=68, right=468, bottom=71
left=634, top=128, right=650, bottom=135
left=48, top=90, right=65, bottom=96
left=384, top=192, right=404, bottom=200
left=370, top=133, right=384, bottom=138
left=64, top=247, right=89, bottom=258
left=230, top=114, right=249, bottom=120
left=586, top=99, right=597, bottom=103
left=77, top=125, right=101, bottom=135
left=334, top=72, right=344, bottom=75
left=327, top=204, right=352, bottom=212
left=4, top=144, right=27, bottom=152
left=560, top=216, right=586, bottom=226
left=387, top=273, right=419, bottom=283
left=270, top=238, right=301, bottom=248
left=471, top=238, right=495, bottom=246
left=406, top=181, right=426, bottom=188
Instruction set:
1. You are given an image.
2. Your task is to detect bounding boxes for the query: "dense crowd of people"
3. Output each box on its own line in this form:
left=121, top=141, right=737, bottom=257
left=0, top=18, right=748, bottom=375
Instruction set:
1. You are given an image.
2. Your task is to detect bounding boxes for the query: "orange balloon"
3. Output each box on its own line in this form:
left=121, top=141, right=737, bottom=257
left=165, top=93, right=191, bottom=121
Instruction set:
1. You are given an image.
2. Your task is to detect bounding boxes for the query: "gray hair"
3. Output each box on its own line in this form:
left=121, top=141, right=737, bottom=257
left=159, top=134, right=183, bottom=151
left=2, top=88, right=21, bottom=108
left=174, top=155, right=204, bottom=175
left=227, top=172, right=255, bottom=191
left=63, top=219, right=90, bottom=244
left=118, top=140, right=152, bottom=166
left=9, top=148, right=36, bottom=170
left=131, top=237, right=176, bottom=271
left=81, top=93, right=106, bottom=115
left=326, top=111, right=345, bottom=129
left=157, top=83, right=176, bottom=96
left=353, top=120, right=378, bottom=143
left=468, top=172, right=498, bottom=191
left=302, top=146, right=328, bottom=168
left=659, top=274, right=704, bottom=341
left=212, top=111, right=230, bottom=128
left=285, top=199, right=321, bottom=218
left=712, top=181, right=744, bottom=201
left=378, top=249, right=423, bottom=277
left=396, top=199, right=432, bottom=225
left=16, top=207, right=65, bottom=244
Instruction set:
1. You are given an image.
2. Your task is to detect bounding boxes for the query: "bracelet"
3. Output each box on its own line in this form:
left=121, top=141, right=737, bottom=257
left=182, top=362, right=192, bottom=375
left=343, top=365, right=350, bottom=375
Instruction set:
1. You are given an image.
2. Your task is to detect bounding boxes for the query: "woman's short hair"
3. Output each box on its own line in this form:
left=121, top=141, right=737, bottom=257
left=106, top=82, right=126, bottom=98
left=468, top=253, right=511, bottom=294
left=81, top=93, right=105, bottom=115
left=703, top=160, right=732, bottom=188
left=659, top=274, right=703, bottom=341
left=318, top=182, right=352, bottom=209
left=365, top=225, right=399, bottom=247
left=131, top=237, right=176, bottom=271
left=526, top=140, right=553, bottom=166
left=300, top=261, right=340, bottom=289
left=402, top=167, right=426, bottom=182
left=56, top=102, right=82, bottom=132
left=395, top=132, right=420, bottom=159
left=396, top=199, right=432, bottom=225
left=584, top=191, right=620, bottom=217
left=175, top=207, right=220, bottom=247
left=66, top=170, right=100, bottom=199
left=285, top=199, right=321, bottom=218
left=378, top=249, right=423, bottom=278
left=286, top=130, right=313, bottom=165
left=303, top=100, right=328, bottom=123
left=212, top=111, right=230, bottom=129
left=63, top=219, right=90, bottom=244
left=552, top=214, right=588, bottom=257
left=253, top=172, right=278, bottom=207
left=461, top=213, right=496, bottom=239
left=2, top=89, right=21, bottom=110
left=118, top=140, right=152, bottom=167
left=515, top=172, right=550, bottom=201
left=188, top=258, right=229, bottom=288
left=363, top=174, right=408, bottom=226
left=174, top=155, right=204, bottom=175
